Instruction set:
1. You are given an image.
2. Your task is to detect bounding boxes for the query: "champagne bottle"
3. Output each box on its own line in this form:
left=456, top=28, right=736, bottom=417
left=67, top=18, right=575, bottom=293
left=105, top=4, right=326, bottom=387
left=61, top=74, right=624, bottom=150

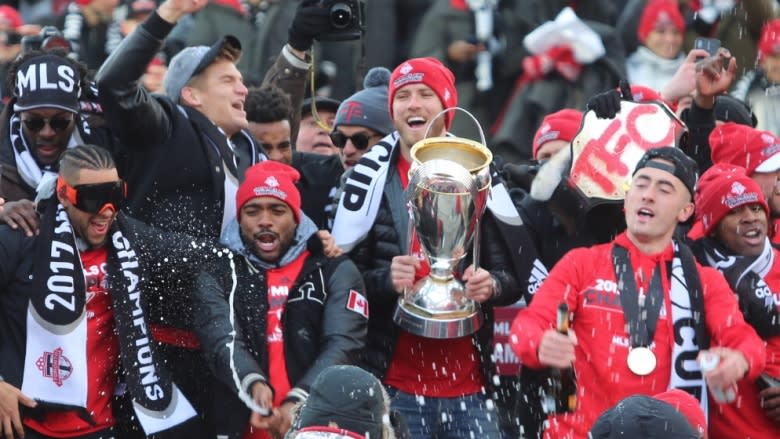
left=542, top=303, right=578, bottom=414
left=757, top=372, right=780, bottom=391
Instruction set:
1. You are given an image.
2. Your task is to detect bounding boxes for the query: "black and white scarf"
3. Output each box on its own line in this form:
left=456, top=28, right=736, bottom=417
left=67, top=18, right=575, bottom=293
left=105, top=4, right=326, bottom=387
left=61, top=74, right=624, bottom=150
left=332, top=132, right=399, bottom=252
left=22, top=198, right=195, bottom=434
left=9, top=113, right=84, bottom=191
left=668, top=241, right=711, bottom=417
left=696, top=237, right=780, bottom=339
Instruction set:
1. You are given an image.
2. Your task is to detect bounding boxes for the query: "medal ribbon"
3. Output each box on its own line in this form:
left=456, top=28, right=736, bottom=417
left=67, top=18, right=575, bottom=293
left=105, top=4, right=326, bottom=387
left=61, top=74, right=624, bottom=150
left=612, top=245, right=665, bottom=348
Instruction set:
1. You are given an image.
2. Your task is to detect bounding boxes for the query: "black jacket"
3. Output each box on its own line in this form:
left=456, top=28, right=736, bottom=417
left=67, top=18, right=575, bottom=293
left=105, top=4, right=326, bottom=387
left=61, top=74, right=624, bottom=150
left=95, top=11, right=263, bottom=241
left=0, top=212, right=211, bottom=416
left=292, top=151, right=343, bottom=230
left=95, top=12, right=265, bottom=331
left=347, top=143, right=522, bottom=393
left=193, top=235, right=367, bottom=437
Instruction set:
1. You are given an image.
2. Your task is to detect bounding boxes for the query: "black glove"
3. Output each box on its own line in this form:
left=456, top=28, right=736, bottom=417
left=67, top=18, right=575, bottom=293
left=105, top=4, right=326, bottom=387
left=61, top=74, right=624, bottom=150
left=288, top=0, right=332, bottom=52
left=586, top=79, right=634, bottom=119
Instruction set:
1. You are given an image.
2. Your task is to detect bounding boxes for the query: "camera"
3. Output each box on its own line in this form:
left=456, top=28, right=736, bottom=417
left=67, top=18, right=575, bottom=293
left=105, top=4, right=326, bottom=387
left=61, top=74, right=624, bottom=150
left=315, top=0, right=365, bottom=42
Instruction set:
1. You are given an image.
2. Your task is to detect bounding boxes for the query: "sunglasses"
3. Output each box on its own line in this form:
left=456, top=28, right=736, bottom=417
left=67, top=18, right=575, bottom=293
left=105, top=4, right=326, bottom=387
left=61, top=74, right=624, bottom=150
left=57, top=176, right=127, bottom=215
left=22, top=116, right=74, bottom=133
left=329, top=131, right=375, bottom=151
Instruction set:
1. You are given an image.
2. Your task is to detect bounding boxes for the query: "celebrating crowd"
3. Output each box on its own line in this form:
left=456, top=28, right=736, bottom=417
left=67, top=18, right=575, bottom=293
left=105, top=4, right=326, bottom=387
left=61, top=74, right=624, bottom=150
left=0, top=0, right=778, bottom=439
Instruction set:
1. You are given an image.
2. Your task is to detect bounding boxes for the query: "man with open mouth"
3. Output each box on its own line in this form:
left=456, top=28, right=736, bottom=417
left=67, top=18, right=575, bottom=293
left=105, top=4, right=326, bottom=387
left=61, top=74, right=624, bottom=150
left=0, top=144, right=205, bottom=439
left=193, top=160, right=367, bottom=439
left=689, top=163, right=780, bottom=439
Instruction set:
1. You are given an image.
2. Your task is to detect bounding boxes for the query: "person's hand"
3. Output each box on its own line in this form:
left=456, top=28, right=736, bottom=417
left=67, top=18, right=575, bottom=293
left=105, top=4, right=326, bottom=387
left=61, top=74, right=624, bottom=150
left=288, top=0, right=332, bottom=52
left=391, top=255, right=419, bottom=294
left=760, top=385, right=780, bottom=422
left=661, top=49, right=709, bottom=103
left=447, top=40, right=482, bottom=64
left=586, top=80, right=634, bottom=119
left=248, top=381, right=274, bottom=430
left=694, top=48, right=737, bottom=107
left=462, top=265, right=495, bottom=303
left=271, top=401, right=296, bottom=438
left=157, top=0, right=208, bottom=23
left=0, top=200, right=39, bottom=237
left=316, top=230, right=342, bottom=258
left=0, top=380, right=36, bottom=439
left=698, top=347, right=749, bottom=392
left=0, top=197, right=4, bottom=215
left=251, top=401, right=295, bottom=439
left=538, top=328, right=577, bottom=369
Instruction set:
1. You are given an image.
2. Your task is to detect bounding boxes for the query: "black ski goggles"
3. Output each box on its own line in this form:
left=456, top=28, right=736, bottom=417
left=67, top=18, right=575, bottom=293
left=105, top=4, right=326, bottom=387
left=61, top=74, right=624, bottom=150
left=57, top=176, right=127, bottom=215
left=329, top=131, right=375, bottom=150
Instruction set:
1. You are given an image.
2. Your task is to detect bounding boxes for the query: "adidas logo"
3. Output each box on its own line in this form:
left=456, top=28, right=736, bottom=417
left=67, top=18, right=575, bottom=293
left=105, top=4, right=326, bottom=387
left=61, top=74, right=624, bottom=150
left=527, top=258, right=548, bottom=296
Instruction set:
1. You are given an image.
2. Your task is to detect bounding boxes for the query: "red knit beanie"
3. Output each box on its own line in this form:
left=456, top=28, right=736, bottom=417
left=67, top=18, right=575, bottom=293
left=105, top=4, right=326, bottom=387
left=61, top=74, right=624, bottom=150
left=695, top=163, right=769, bottom=237
left=389, top=57, right=458, bottom=129
left=758, top=19, right=780, bottom=62
left=637, top=0, right=685, bottom=43
left=653, top=390, right=708, bottom=439
left=532, top=109, right=582, bottom=159
left=710, top=122, right=780, bottom=175
left=236, top=161, right=301, bottom=223
left=0, top=5, right=22, bottom=29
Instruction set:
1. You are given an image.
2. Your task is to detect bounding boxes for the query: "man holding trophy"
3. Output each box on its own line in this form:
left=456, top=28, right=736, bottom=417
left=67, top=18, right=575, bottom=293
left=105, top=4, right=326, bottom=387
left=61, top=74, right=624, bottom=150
left=332, top=57, right=525, bottom=438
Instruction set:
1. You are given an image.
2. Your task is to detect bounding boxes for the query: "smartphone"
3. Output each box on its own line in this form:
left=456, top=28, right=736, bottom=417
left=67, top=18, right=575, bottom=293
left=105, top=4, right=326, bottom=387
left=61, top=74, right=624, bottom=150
left=694, top=37, right=721, bottom=58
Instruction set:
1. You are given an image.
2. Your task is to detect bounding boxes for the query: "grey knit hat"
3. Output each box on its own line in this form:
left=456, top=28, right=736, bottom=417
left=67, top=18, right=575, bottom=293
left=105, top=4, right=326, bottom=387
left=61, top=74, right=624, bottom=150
left=333, top=67, right=393, bottom=135
left=163, top=35, right=241, bottom=103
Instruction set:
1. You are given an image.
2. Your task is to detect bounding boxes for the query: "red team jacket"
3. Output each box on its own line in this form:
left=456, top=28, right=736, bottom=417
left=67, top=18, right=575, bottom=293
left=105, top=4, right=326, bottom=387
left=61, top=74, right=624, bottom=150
left=510, top=233, right=766, bottom=439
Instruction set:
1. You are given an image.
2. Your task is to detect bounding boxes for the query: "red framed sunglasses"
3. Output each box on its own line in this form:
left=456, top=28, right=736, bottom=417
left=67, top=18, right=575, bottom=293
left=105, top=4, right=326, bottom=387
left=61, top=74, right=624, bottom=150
left=57, top=176, right=127, bottom=215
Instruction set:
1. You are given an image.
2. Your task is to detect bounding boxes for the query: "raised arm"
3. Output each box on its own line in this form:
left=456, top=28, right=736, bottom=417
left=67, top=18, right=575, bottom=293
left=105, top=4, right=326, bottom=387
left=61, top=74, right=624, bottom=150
left=95, top=0, right=207, bottom=148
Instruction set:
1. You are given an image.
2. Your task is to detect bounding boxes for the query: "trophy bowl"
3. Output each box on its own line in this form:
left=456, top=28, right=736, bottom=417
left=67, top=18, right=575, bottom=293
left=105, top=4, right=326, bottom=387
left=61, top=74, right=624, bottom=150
left=393, top=136, right=493, bottom=339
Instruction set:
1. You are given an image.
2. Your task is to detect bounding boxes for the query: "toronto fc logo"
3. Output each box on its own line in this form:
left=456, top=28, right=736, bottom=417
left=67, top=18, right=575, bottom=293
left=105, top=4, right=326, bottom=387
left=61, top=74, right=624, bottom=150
left=35, top=347, right=73, bottom=386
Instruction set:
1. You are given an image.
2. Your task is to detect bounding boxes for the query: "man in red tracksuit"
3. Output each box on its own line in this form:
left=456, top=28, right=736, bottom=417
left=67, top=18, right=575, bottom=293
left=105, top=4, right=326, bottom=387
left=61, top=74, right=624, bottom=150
left=691, top=163, right=780, bottom=438
left=510, top=146, right=766, bottom=439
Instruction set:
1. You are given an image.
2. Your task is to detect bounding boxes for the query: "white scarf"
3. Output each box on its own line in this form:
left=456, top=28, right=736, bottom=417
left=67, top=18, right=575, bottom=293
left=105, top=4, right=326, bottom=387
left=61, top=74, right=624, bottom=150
left=668, top=241, right=709, bottom=418
left=332, top=132, right=399, bottom=252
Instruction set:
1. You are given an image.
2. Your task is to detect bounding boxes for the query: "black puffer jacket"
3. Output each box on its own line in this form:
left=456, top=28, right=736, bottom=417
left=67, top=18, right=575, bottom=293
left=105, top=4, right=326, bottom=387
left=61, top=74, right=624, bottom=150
left=349, top=144, right=522, bottom=394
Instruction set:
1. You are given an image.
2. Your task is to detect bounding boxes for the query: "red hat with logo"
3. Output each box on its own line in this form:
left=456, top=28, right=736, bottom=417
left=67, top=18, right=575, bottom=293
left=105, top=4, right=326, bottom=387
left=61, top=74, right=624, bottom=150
left=236, top=161, right=301, bottom=223
left=532, top=109, right=582, bottom=159
left=758, top=19, right=780, bottom=61
left=0, top=6, right=22, bottom=30
left=695, top=163, right=769, bottom=236
left=638, top=0, right=685, bottom=43
left=710, top=122, right=780, bottom=176
left=653, top=390, right=708, bottom=439
left=389, top=57, right=458, bottom=129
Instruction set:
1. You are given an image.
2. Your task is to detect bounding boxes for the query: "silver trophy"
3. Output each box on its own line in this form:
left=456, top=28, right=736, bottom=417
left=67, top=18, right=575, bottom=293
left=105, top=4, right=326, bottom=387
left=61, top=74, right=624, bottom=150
left=393, top=109, right=493, bottom=338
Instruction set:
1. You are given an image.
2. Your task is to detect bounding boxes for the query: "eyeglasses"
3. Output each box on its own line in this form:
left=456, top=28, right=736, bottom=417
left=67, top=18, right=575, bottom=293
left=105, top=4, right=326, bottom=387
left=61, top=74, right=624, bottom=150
left=57, top=176, right=127, bottom=215
left=329, top=131, right=375, bottom=150
left=22, top=116, right=74, bottom=133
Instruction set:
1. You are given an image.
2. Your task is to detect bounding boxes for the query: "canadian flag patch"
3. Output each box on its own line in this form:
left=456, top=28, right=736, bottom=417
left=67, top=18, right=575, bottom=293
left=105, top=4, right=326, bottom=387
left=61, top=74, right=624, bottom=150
left=346, top=290, right=369, bottom=318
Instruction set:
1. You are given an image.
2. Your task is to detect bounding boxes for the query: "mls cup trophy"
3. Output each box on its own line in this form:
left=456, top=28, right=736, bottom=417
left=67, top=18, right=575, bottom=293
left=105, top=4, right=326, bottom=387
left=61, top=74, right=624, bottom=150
left=392, top=127, right=493, bottom=339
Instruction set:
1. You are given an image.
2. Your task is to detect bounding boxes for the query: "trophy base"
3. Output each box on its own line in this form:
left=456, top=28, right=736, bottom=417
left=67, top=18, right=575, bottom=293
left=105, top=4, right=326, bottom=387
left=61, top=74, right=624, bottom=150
left=393, top=299, right=483, bottom=339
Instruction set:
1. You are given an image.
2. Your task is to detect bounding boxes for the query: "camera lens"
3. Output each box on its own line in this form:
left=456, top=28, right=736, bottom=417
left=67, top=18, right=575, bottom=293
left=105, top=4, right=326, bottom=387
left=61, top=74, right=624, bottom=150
left=329, top=2, right=353, bottom=29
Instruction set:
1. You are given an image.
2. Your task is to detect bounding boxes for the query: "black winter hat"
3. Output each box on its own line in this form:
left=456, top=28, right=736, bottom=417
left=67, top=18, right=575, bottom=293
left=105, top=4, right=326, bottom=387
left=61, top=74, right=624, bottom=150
left=295, top=365, right=386, bottom=438
left=633, top=146, right=699, bottom=198
left=589, top=394, right=699, bottom=438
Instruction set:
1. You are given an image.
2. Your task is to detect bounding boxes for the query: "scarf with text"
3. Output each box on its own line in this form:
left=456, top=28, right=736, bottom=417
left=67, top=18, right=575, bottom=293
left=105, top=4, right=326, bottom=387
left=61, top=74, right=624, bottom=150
left=667, top=241, right=711, bottom=418
left=22, top=198, right=195, bottom=434
left=332, top=131, right=399, bottom=252
left=697, top=237, right=780, bottom=339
